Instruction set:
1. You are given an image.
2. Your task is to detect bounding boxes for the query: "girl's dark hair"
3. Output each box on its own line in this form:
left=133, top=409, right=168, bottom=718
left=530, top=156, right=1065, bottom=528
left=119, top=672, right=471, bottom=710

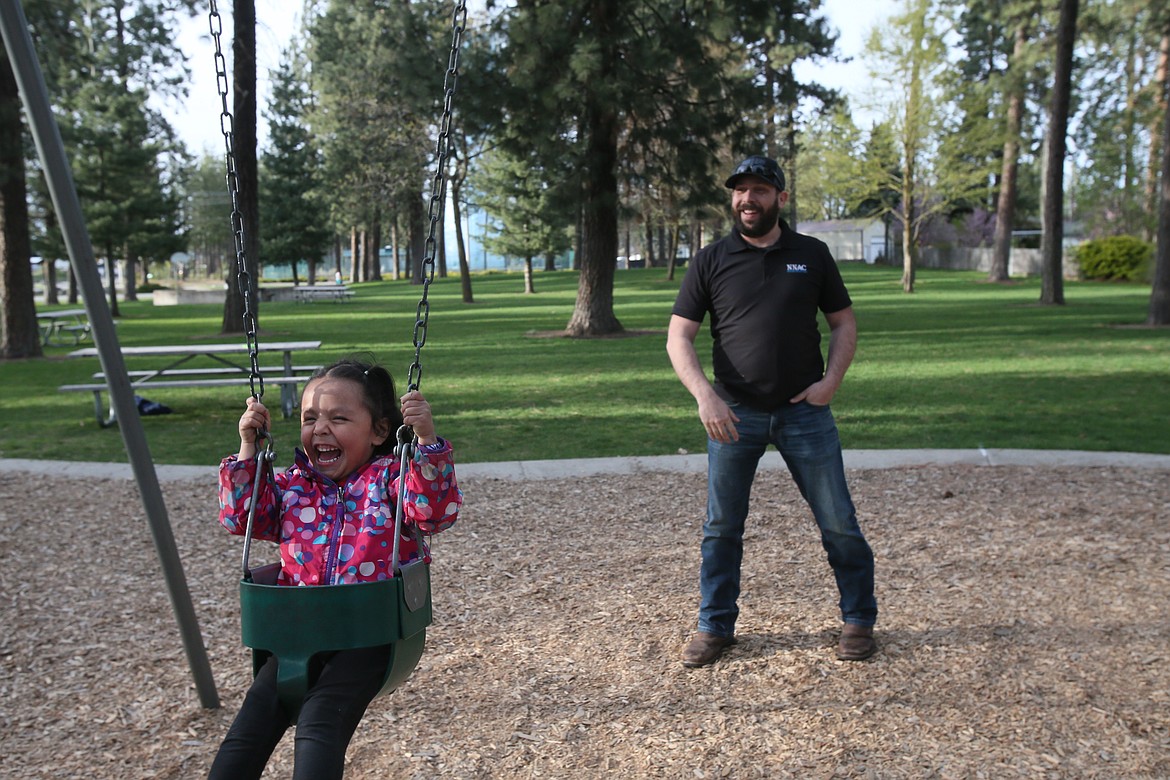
left=309, top=357, right=403, bottom=456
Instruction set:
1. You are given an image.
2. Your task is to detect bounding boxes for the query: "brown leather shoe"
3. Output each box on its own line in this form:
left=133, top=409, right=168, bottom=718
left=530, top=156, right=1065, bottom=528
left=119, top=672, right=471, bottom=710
left=836, top=624, right=876, bottom=661
left=681, top=631, right=736, bottom=667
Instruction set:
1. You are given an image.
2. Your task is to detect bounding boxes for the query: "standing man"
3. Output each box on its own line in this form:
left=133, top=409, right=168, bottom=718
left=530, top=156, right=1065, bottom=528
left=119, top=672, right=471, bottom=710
left=667, top=155, right=878, bottom=667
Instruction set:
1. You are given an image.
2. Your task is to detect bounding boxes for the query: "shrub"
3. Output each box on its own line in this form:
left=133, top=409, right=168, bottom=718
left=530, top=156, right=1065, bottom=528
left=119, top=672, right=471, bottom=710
left=1075, top=235, right=1153, bottom=281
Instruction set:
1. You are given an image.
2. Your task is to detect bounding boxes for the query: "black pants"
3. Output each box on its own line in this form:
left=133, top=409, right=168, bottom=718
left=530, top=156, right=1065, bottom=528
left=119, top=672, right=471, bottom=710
left=207, top=644, right=392, bottom=780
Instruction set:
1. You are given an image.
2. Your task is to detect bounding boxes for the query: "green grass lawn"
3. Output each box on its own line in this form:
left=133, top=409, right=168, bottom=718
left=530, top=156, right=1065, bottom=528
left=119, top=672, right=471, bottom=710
left=4, top=265, right=1167, bottom=466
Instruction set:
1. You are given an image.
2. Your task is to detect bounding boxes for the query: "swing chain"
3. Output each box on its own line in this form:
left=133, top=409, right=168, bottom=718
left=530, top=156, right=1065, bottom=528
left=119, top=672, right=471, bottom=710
left=208, top=0, right=264, bottom=403
left=407, top=0, right=468, bottom=395
left=206, top=1, right=467, bottom=404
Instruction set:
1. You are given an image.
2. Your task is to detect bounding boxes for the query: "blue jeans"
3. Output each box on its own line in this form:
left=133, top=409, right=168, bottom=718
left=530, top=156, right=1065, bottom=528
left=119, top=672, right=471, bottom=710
left=698, top=401, right=877, bottom=637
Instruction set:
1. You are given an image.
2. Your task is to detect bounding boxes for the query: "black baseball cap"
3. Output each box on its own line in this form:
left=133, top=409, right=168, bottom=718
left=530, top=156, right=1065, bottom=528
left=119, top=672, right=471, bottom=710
left=725, top=155, right=786, bottom=192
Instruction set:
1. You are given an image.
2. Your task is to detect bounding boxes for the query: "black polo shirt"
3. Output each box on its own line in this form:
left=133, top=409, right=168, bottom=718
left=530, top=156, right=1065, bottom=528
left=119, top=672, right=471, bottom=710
left=672, top=218, right=852, bottom=411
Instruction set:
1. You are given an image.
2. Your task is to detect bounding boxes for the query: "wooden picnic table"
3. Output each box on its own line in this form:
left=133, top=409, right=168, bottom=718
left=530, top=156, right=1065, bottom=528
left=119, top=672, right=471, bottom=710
left=61, top=341, right=323, bottom=427
left=37, top=308, right=91, bottom=346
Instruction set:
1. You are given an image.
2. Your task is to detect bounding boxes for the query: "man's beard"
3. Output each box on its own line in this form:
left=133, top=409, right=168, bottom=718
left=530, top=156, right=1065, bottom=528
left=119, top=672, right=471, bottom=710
left=734, top=198, right=781, bottom=238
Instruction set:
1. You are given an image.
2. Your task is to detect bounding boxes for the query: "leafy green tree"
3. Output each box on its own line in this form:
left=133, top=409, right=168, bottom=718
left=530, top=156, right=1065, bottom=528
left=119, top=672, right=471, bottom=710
left=473, top=146, right=573, bottom=292
left=864, top=0, right=987, bottom=291
left=1143, top=20, right=1168, bottom=244
left=309, top=0, right=450, bottom=286
left=714, top=0, right=841, bottom=222
left=483, top=1, right=752, bottom=336
left=67, top=79, right=183, bottom=314
left=261, top=44, right=331, bottom=284
left=22, top=0, right=87, bottom=307
left=3, top=0, right=189, bottom=352
left=438, top=8, right=498, bottom=304
left=794, top=105, right=867, bottom=221
left=988, top=8, right=1040, bottom=282
left=1072, top=0, right=1164, bottom=241
left=936, top=0, right=1048, bottom=282
left=52, top=0, right=193, bottom=314
left=183, top=154, right=233, bottom=279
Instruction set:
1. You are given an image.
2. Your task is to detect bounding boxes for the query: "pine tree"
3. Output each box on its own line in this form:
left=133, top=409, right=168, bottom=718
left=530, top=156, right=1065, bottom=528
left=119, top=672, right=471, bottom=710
left=261, top=45, right=331, bottom=284
left=52, top=0, right=190, bottom=315
left=473, top=146, right=574, bottom=291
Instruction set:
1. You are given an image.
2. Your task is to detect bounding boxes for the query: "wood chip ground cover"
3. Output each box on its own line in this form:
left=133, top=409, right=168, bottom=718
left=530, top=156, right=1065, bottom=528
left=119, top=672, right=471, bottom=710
left=1, top=465, right=1167, bottom=779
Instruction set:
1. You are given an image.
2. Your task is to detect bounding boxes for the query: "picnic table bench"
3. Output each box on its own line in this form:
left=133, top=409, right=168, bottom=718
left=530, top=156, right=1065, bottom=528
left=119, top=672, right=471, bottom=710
left=60, top=341, right=322, bottom=427
left=38, top=309, right=93, bottom=346
left=293, top=285, right=353, bottom=303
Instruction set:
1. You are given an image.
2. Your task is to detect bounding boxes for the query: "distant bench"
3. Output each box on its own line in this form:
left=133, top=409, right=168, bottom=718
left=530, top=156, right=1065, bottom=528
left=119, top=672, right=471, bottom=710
left=293, top=285, right=353, bottom=303
left=37, top=308, right=101, bottom=346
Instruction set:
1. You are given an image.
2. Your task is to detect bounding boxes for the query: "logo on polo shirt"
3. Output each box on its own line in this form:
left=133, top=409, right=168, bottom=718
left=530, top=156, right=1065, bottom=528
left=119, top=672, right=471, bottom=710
left=786, top=263, right=808, bottom=273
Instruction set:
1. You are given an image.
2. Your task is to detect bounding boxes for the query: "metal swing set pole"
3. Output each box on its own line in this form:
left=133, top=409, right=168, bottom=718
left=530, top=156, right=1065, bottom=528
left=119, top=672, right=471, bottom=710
left=0, top=0, right=219, bottom=708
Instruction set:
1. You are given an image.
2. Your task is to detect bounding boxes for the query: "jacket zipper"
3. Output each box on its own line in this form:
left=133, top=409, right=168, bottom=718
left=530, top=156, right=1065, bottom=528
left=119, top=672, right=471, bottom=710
left=323, top=483, right=344, bottom=584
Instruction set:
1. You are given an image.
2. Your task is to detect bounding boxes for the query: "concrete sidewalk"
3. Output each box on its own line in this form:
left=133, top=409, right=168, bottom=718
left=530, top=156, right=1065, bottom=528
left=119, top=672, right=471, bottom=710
left=3, top=448, right=1169, bottom=482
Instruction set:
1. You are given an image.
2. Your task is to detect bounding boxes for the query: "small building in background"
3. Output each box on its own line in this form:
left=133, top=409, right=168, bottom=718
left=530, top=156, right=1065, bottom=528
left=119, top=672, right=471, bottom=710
left=796, top=218, right=887, bottom=263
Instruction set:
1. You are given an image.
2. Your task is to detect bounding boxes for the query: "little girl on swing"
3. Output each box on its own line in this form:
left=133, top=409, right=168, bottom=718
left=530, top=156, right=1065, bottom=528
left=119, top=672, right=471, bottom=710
left=208, top=357, right=462, bottom=780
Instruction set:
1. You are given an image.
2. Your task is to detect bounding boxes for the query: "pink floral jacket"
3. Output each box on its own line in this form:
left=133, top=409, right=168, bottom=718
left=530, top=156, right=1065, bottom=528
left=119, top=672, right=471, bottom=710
left=218, top=442, right=461, bottom=586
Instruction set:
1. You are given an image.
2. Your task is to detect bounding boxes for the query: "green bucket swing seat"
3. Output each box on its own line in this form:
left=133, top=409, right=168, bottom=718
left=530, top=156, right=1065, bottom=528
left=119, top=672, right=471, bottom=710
left=235, top=445, right=434, bottom=722
left=239, top=558, right=432, bottom=721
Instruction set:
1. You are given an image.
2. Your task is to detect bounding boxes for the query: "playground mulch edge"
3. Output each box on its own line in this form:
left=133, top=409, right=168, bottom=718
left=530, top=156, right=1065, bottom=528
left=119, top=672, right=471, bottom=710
left=2, top=464, right=1168, bottom=779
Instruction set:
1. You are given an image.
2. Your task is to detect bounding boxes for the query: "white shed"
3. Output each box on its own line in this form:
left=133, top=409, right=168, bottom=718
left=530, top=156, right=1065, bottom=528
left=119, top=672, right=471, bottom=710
left=796, top=218, right=887, bottom=263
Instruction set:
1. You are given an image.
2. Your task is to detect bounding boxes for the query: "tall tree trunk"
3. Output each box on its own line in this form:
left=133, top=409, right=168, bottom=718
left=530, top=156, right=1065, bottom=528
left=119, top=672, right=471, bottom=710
left=349, top=226, right=358, bottom=282
left=0, top=45, right=40, bottom=359
left=367, top=229, right=377, bottom=281
left=901, top=122, right=917, bottom=293
left=643, top=219, right=654, bottom=268
left=123, top=248, right=138, bottom=301
left=1149, top=16, right=1170, bottom=326
left=104, top=245, right=120, bottom=317
left=567, top=109, right=621, bottom=335
left=990, top=22, right=1028, bottom=282
left=1040, top=0, right=1078, bottom=306
left=436, top=196, right=448, bottom=278
left=389, top=220, right=400, bottom=281
left=409, top=194, right=426, bottom=284
left=565, top=0, right=621, bottom=336
left=41, top=212, right=59, bottom=303
left=900, top=203, right=915, bottom=293
left=572, top=198, right=582, bottom=272
left=44, top=257, right=58, bottom=304
left=1121, top=26, right=1141, bottom=235
left=1144, top=32, right=1169, bottom=243
left=900, top=0, right=926, bottom=293
left=222, top=0, right=259, bottom=333
left=523, top=256, right=535, bottom=293
left=667, top=223, right=679, bottom=271
left=113, top=5, right=138, bottom=307
left=783, top=100, right=798, bottom=225
left=371, top=215, right=383, bottom=281
left=451, top=177, right=473, bottom=303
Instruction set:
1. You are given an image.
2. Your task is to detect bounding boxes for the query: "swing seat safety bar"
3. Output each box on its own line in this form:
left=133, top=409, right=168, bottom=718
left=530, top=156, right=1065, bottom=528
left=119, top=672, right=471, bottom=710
left=240, top=562, right=432, bottom=721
